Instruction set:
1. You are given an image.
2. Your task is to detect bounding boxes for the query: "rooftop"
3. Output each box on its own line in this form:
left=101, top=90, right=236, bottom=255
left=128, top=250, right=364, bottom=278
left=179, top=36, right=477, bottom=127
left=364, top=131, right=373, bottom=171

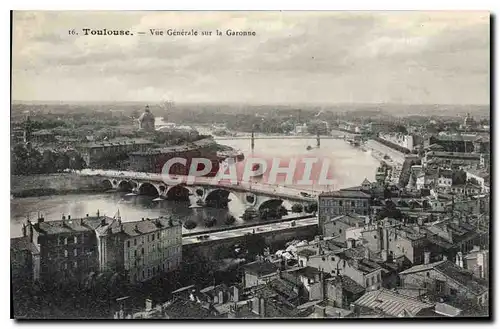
left=78, top=138, right=153, bottom=149
left=320, top=190, right=371, bottom=199
left=354, top=288, right=434, bottom=317
left=327, top=275, right=365, bottom=295
left=399, top=260, right=488, bottom=296
left=243, top=261, right=279, bottom=277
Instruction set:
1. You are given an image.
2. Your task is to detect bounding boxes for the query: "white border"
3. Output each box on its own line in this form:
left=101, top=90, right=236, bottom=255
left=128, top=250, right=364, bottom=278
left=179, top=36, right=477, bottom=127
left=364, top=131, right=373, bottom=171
left=3, top=1, right=497, bottom=329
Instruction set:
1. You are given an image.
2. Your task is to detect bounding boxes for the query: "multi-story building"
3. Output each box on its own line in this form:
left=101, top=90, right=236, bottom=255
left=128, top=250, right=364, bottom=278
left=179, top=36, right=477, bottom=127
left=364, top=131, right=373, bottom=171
left=298, top=242, right=383, bottom=292
left=120, top=217, right=182, bottom=283
left=322, top=214, right=368, bottom=241
left=399, top=260, right=488, bottom=307
left=23, top=214, right=102, bottom=286
left=378, top=132, right=415, bottom=152
left=77, top=138, right=154, bottom=168
left=422, top=151, right=481, bottom=169
left=17, top=214, right=182, bottom=286
left=128, top=137, right=219, bottom=174
left=318, top=187, right=371, bottom=234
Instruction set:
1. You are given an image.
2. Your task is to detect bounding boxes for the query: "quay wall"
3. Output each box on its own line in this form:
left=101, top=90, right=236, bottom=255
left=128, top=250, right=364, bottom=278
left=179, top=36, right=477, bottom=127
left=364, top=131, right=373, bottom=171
left=183, top=223, right=318, bottom=261
left=364, top=139, right=407, bottom=165
left=11, top=174, right=103, bottom=198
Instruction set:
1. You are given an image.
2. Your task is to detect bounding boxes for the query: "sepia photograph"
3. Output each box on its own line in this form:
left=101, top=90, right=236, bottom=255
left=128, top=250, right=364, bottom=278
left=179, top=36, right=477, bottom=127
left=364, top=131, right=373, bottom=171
left=10, top=10, right=491, bottom=320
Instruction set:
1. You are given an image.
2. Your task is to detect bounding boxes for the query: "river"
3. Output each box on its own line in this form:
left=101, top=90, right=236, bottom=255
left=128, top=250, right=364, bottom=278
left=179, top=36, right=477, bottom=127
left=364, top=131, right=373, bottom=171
left=10, top=129, right=380, bottom=238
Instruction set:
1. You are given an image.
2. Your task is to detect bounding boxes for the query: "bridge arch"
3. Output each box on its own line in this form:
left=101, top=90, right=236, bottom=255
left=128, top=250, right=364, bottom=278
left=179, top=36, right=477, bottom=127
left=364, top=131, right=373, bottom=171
left=166, top=184, right=191, bottom=201
left=102, top=179, right=113, bottom=190
left=138, top=182, right=160, bottom=196
left=118, top=180, right=133, bottom=192
left=258, top=199, right=285, bottom=220
left=205, top=189, right=231, bottom=208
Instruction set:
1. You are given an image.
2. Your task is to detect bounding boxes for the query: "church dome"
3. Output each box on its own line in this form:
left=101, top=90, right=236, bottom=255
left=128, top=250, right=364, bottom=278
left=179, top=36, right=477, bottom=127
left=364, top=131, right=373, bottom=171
left=138, top=106, right=155, bottom=124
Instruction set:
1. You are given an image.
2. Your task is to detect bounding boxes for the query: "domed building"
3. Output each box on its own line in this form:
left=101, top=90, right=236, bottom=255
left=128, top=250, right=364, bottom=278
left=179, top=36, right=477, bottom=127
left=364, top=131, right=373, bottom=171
left=138, top=105, right=156, bottom=132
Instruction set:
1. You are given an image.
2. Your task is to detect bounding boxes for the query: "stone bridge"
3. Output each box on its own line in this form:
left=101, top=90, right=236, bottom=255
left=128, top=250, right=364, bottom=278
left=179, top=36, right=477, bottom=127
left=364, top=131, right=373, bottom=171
left=77, top=169, right=319, bottom=213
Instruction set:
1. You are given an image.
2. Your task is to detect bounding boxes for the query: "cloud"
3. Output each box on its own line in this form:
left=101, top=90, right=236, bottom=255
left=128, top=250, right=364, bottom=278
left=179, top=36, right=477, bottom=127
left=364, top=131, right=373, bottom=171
left=12, top=11, right=490, bottom=104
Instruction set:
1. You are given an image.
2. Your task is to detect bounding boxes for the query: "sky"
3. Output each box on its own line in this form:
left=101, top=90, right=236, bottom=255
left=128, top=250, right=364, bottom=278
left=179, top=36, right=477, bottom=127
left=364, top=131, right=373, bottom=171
left=12, top=11, right=490, bottom=104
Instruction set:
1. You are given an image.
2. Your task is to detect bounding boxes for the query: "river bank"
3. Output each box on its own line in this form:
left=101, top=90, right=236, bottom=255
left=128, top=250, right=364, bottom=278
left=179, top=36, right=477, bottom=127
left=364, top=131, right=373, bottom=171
left=11, top=173, right=103, bottom=198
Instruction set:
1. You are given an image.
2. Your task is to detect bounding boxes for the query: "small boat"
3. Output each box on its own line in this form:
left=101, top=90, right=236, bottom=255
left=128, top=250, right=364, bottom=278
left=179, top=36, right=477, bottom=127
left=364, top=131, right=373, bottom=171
left=152, top=197, right=164, bottom=202
left=306, top=145, right=313, bottom=151
left=125, top=192, right=138, bottom=197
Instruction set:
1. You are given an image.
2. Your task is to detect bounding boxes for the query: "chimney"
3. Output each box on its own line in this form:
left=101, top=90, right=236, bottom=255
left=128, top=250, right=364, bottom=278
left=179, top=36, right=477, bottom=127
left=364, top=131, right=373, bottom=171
left=259, top=297, right=265, bottom=317
left=231, top=286, right=239, bottom=302
left=145, top=299, right=153, bottom=311
left=364, top=247, right=370, bottom=260
left=62, top=214, right=66, bottom=220
left=346, top=238, right=354, bottom=249
left=381, top=250, right=388, bottom=262
left=21, top=223, right=27, bottom=237
left=86, top=214, right=89, bottom=217
left=424, top=251, right=430, bottom=265
left=218, top=290, right=224, bottom=305
left=97, top=210, right=100, bottom=217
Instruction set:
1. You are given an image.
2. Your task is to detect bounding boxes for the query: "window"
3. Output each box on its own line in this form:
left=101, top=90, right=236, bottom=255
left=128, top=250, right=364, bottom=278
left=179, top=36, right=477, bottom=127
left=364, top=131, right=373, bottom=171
left=127, top=241, right=130, bottom=248
left=366, top=278, right=369, bottom=286
left=157, top=232, right=160, bottom=240
left=134, top=238, right=137, bottom=246
left=74, top=236, right=78, bottom=244
left=141, top=248, right=144, bottom=255
left=134, top=250, right=137, bottom=257
left=64, top=250, right=68, bottom=258
left=73, top=261, right=77, bottom=269
left=450, top=289, right=457, bottom=296
left=64, top=237, right=68, bottom=245
left=351, top=201, right=355, bottom=207
left=74, top=249, right=77, bottom=256
left=339, top=201, right=343, bottom=207
left=152, top=234, right=155, bottom=241
left=426, top=272, right=430, bottom=277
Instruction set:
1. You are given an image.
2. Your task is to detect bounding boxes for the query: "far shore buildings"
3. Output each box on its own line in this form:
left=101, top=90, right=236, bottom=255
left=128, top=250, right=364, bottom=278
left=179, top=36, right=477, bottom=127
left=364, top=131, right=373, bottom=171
left=11, top=214, right=182, bottom=287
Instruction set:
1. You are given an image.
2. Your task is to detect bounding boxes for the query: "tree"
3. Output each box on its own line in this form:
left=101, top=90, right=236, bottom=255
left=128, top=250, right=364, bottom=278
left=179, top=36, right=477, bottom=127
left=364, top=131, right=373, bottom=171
left=291, top=203, right=304, bottom=213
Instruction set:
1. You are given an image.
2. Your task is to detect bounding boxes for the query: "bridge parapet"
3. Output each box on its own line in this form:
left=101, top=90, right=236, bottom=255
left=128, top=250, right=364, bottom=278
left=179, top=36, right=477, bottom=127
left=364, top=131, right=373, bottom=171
left=76, top=169, right=320, bottom=202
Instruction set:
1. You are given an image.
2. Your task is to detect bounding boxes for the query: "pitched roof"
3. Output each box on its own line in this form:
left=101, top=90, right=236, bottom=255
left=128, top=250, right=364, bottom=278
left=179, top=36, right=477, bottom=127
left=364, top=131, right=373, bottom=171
left=399, top=260, right=488, bottom=296
left=328, top=214, right=367, bottom=227
left=320, top=190, right=371, bottom=198
left=327, top=275, right=365, bottom=295
left=33, top=216, right=108, bottom=235
left=164, top=298, right=219, bottom=319
left=296, top=248, right=317, bottom=257
left=354, top=289, right=434, bottom=317
left=243, top=261, right=279, bottom=277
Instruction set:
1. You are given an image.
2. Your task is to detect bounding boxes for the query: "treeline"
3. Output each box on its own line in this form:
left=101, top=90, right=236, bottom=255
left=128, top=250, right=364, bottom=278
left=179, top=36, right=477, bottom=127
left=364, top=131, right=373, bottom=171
left=11, top=144, right=86, bottom=175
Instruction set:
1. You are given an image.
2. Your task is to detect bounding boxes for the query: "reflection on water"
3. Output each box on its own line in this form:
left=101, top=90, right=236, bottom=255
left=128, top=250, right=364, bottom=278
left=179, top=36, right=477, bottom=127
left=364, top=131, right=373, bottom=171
left=10, top=137, right=379, bottom=238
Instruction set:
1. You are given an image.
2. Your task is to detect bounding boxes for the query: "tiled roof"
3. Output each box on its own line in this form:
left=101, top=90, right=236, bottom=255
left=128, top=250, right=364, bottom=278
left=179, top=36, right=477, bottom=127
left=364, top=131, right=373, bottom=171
left=243, top=261, right=279, bottom=277
left=79, top=138, right=153, bottom=149
left=354, top=289, right=434, bottom=317
left=327, top=275, right=365, bottom=295
left=399, top=260, right=488, bottom=296
left=33, top=216, right=108, bottom=235
left=328, top=214, right=367, bottom=227
left=296, top=249, right=317, bottom=257
left=164, top=298, right=219, bottom=319
left=267, top=278, right=299, bottom=300
left=320, top=190, right=371, bottom=198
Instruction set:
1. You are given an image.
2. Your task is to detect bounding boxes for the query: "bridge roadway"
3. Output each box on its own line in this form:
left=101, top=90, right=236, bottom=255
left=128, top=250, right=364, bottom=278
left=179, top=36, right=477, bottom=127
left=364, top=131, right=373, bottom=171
left=214, top=135, right=344, bottom=140
left=182, top=216, right=318, bottom=246
left=77, top=169, right=321, bottom=201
